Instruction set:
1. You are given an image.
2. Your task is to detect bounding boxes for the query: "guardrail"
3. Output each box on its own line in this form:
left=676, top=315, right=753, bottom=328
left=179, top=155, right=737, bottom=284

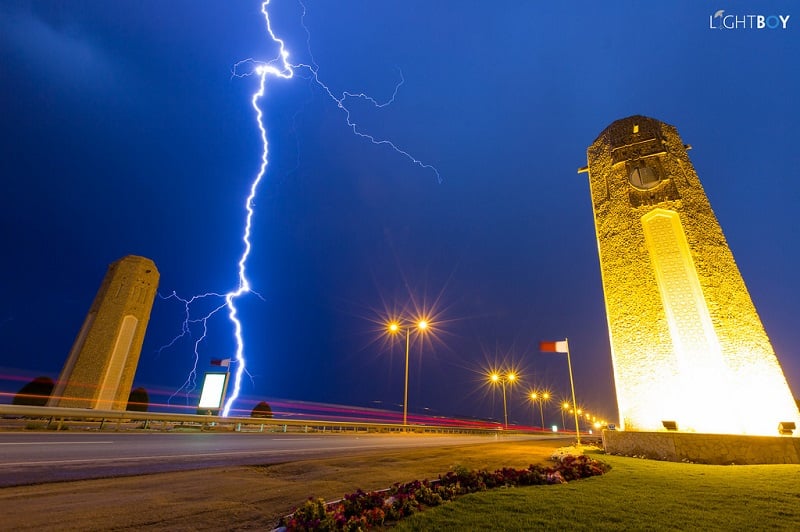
left=0, top=404, right=530, bottom=436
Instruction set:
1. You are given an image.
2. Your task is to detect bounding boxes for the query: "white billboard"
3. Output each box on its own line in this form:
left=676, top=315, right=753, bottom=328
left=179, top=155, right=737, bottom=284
left=198, top=372, right=228, bottom=409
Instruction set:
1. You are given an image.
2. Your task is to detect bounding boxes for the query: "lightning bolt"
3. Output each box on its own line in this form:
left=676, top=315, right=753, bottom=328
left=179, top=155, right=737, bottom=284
left=162, top=0, right=440, bottom=417
left=159, top=291, right=228, bottom=405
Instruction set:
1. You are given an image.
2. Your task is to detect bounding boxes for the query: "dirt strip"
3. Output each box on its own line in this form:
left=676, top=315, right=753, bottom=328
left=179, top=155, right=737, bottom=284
left=2, top=437, right=567, bottom=530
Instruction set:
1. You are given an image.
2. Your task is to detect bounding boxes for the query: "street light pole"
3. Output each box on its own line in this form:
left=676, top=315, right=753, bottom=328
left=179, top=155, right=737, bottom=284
left=540, top=391, right=550, bottom=430
left=389, top=318, right=428, bottom=431
left=501, top=380, right=508, bottom=429
left=538, top=396, right=545, bottom=430
left=491, top=371, right=516, bottom=429
left=530, top=390, right=550, bottom=430
left=403, top=327, right=410, bottom=428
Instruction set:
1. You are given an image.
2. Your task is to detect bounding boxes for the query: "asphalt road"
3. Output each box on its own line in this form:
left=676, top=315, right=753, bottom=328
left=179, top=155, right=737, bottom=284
left=0, top=430, right=557, bottom=487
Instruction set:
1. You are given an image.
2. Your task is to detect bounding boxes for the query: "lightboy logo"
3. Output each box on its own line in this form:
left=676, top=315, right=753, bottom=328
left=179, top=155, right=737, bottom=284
left=710, top=10, right=791, bottom=30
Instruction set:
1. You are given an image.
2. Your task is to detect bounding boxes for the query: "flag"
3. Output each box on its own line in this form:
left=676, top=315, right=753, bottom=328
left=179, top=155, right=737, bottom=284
left=210, top=358, right=231, bottom=367
left=539, top=340, right=569, bottom=353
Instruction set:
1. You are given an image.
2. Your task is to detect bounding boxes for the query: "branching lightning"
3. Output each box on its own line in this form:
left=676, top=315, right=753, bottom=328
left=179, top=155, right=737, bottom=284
left=161, top=0, right=440, bottom=416
left=159, top=291, right=227, bottom=403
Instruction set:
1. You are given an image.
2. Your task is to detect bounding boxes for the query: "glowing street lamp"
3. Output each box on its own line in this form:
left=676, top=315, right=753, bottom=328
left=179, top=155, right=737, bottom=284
left=387, top=318, right=430, bottom=428
left=530, top=390, right=551, bottom=430
left=490, top=371, right=518, bottom=429
left=561, top=401, right=570, bottom=431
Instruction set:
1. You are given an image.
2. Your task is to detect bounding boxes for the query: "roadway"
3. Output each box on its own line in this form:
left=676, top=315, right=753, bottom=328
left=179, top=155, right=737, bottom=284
left=0, top=430, right=559, bottom=487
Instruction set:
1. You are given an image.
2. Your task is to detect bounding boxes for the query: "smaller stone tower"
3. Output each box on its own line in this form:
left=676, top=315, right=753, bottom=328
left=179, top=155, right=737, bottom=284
left=48, top=255, right=159, bottom=410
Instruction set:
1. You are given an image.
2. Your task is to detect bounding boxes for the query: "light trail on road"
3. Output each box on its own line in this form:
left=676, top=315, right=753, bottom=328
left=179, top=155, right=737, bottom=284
left=0, top=431, right=563, bottom=487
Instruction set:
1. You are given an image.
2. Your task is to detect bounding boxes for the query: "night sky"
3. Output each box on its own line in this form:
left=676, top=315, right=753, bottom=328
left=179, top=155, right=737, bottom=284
left=2, top=1, right=798, bottom=425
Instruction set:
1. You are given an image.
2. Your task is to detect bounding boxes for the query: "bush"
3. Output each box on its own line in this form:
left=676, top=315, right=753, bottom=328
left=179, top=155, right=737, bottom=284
left=126, top=387, right=149, bottom=412
left=280, top=455, right=610, bottom=530
left=252, top=401, right=273, bottom=418
left=13, top=376, right=54, bottom=406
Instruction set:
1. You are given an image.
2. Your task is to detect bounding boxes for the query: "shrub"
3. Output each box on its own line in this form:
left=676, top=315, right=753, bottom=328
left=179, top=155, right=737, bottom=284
left=251, top=401, right=273, bottom=418
left=280, top=455, right=610, bottom=530
left=13, top=376, right=54, bottom=406
left=126, top=387, right=149, bottom=412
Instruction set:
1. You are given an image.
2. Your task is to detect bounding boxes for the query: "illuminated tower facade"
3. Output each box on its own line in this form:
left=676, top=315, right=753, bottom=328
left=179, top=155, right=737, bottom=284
left=49, top=255, right=159, bottom=410
left=584, top=116, right=799, bottom=435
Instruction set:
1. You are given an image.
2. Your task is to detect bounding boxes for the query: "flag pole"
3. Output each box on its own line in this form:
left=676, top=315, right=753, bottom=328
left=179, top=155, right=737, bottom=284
left=219, top=367, right=231, bottom=417
left=216, top=359, right=232, bottom=417
left=565, top=338, right=581, bottom=446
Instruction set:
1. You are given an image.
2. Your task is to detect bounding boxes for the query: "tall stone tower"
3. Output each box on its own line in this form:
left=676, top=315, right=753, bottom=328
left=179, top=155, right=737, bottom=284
left=49, top=255, right=159, bottom=410
left=583, top=115, right=799, bottom=436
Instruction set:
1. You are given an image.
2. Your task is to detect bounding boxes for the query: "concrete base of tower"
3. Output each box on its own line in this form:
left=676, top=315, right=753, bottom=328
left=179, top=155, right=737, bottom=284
left=602, top=429, right=800, bottom=465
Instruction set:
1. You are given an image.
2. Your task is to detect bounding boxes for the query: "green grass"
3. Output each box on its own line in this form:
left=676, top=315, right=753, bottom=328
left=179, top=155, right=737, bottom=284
left=396, top=453, right=800, bottom=530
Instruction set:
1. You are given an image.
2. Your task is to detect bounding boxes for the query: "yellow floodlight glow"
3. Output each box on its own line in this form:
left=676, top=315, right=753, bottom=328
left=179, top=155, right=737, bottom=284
left=585, top=116, right=800, bottom=436
left=507, top=373, right=517, bottom=383
left=490, top=373, right=500, bottom=383
left=388, top=322, right=400, bottom=333
left=417, top=319, right=428, bottom=331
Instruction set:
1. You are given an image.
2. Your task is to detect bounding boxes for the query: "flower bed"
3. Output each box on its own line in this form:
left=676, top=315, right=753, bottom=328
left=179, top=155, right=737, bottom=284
left=279, top=454, right=610, bottom=531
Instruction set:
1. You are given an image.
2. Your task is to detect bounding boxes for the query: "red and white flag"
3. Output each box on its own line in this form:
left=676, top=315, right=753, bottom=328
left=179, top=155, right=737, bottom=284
left=210, top=358, right=231, bottom=367
left=539, top=340, right=569, bottom=353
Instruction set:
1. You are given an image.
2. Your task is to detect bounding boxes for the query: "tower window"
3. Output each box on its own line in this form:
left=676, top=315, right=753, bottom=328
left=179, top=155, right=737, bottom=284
left=629, top=164, right=660, bottom=190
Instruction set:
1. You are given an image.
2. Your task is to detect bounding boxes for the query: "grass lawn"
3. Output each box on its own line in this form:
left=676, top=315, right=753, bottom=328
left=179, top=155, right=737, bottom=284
left=396, top=452, right=800, bottom=530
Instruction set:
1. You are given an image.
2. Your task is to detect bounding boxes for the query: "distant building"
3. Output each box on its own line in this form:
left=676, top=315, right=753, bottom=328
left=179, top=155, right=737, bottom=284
left=48, top=255, right=159, bottom=410
left=583, top=116, right=799, bottom=435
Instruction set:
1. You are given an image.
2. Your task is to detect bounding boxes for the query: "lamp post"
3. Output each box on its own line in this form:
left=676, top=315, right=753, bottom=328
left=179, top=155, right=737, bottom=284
left=388, top=319, right=429, bottom=429
left=530, top=390, right=550, bottom=430
left=490, top=371, right=517, bottom=429
left=561, top=401, right=570, bottom=432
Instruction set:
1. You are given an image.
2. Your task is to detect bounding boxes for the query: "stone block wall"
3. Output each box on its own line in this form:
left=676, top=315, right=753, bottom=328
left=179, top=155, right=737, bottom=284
left=602, top=429, right=800, bottom=465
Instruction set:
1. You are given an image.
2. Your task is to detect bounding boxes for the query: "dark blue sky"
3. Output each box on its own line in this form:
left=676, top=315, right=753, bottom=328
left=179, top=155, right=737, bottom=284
left=1, top=1, right=798, bottom=425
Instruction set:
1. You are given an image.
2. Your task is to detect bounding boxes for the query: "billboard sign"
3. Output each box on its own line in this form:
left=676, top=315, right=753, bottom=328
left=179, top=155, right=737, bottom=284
left=198, top=372, right=228, bottom=410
